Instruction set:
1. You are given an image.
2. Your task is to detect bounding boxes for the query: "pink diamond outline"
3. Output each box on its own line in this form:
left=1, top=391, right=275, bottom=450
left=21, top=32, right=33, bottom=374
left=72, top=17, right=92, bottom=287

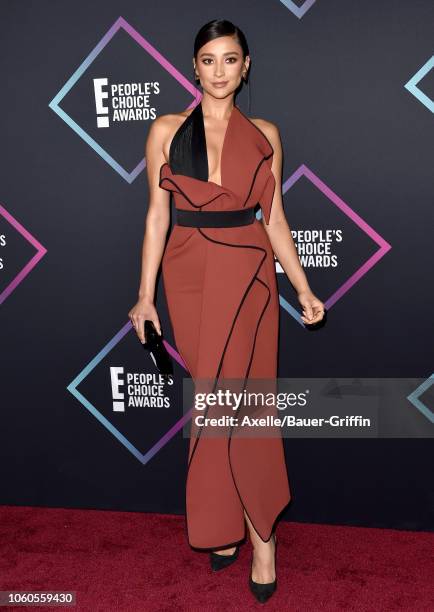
left=281, top=163, right=392, bottom=311
left=48, top=16, right=200, bottom=183
left=0, top=203, right=47, bottom=305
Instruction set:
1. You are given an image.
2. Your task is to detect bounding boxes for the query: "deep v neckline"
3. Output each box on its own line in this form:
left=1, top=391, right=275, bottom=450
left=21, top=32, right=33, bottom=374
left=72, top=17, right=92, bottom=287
left=199, top=100, right=237, bottom=188
left=165, top=100, right=239, bottom=189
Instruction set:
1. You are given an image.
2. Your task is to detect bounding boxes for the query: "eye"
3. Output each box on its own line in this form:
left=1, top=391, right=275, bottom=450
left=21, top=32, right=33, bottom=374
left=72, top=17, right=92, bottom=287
left=201, top=57, right=238, bottom=65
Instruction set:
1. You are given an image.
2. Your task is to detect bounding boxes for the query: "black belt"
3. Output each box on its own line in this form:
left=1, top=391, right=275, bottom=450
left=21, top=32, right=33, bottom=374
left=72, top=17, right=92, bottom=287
left=176, top=207, right=256, bottom=228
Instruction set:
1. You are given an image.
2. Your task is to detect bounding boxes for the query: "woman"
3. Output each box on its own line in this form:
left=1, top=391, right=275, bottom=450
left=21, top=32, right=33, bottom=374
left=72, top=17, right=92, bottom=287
left=129, top=19, right=325, bottom=604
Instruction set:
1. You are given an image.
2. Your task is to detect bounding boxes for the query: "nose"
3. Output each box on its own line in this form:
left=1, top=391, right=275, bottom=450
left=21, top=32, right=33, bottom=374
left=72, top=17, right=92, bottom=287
left=214, top=61, right=225, bottom=78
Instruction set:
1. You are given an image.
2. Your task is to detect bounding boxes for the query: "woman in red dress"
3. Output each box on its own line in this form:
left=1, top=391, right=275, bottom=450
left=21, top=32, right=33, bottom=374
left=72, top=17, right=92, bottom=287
left=129, top=19, right=325, bottom=604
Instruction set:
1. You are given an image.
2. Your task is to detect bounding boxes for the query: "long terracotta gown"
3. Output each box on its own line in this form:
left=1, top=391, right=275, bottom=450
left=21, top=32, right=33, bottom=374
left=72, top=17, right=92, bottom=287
left=159, top=100, right=291, bottom=549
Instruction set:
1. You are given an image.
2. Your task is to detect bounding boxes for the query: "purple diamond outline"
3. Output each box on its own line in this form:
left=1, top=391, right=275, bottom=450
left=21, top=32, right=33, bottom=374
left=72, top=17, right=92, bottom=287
left=48, top=16, right=200, bottom=183
left=67, top=320, right=191, bottom=465
left=0, top=202, right=47, bottom=305
left=273, top=164, right=392, bottom=323
left=278, top=0, right=317, bottom=19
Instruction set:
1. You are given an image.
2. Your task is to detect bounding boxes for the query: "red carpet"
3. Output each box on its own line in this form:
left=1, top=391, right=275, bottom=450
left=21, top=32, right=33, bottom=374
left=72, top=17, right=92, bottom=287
left=0, top=505, right=433, bottom=611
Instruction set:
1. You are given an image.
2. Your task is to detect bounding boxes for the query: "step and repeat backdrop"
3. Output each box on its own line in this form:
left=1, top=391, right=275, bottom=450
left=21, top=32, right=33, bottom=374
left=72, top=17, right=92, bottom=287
left=1, top=1, right=433, bottom=531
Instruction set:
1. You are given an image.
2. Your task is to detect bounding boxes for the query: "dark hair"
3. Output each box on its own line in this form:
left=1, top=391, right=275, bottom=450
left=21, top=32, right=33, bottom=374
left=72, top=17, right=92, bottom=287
left=193, top=19, right=249, bottom=60
left=193, top=19, right=251, bottom=108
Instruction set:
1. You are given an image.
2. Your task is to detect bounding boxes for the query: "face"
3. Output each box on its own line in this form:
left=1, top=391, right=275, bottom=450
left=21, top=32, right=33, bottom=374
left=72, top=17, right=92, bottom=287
left=193, top=35, right=249, bottom=96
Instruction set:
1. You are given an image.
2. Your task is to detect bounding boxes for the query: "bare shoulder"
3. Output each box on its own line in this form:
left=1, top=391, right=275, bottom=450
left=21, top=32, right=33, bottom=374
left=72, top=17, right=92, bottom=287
left=152, top=108, right=194, bottom=134
left=148, top=112, right=177, bottom=139
left=148, top=109, right=194, bottom=160
left=249, top=117, right=281, bottom=149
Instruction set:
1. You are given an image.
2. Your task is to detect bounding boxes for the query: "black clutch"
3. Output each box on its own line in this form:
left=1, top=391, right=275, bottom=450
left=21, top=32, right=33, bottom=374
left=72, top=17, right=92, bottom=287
left=142, top=319, right=173, bottom=379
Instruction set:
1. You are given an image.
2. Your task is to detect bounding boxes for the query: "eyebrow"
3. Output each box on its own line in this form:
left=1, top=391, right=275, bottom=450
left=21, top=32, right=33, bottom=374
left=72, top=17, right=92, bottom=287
left=198, top=51, right=240, bottom=58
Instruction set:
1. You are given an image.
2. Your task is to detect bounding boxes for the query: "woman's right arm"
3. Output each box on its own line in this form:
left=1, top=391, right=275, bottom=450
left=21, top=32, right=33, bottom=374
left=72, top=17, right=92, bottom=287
left=128, top=115, right=171, bottom=343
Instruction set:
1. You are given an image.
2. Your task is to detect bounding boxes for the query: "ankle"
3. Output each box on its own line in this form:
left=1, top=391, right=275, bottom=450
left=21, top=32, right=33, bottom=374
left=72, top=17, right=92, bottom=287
left=252, top=534, right=275, bottom=554
left=251, top=540, right=276, bottom=581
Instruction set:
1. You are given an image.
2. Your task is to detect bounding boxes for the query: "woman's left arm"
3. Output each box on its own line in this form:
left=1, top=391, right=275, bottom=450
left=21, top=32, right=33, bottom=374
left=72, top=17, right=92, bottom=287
left=259, top=120, right=326, bottom=326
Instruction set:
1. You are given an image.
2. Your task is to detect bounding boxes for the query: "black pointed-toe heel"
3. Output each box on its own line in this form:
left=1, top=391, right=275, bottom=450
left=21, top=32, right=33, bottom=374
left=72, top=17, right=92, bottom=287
left=248, top=534, right=277, bottom=604
left=210, top=544, right=239, bottom=571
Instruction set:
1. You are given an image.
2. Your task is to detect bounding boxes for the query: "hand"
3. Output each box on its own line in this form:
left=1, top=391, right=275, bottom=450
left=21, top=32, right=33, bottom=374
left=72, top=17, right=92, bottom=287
left=297, top=290, right=326, bottom=326
left=128, top=298, right=162, bottom=344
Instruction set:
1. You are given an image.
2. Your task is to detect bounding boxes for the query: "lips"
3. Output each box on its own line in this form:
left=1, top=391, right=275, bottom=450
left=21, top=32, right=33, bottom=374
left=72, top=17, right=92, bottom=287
left=213, top=81, right=228, bottom=87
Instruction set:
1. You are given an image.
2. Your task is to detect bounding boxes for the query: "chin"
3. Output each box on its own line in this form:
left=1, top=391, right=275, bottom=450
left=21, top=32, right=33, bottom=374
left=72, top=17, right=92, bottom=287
left=207, top=87, right=234, bottom=98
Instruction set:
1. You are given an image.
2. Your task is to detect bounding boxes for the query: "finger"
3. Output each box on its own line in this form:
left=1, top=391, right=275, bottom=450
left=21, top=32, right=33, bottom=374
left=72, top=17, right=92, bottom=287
left=316, top=307, right=325, bottom=319
left=137, top=318, right=146, bottom=343
left=311, top=309, right=325, bottom=321
left=301, top=310, right=322, bottom=324
left=304, top=305, right=314, bottom=321
left=154, top=319, right=162, bottom=335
